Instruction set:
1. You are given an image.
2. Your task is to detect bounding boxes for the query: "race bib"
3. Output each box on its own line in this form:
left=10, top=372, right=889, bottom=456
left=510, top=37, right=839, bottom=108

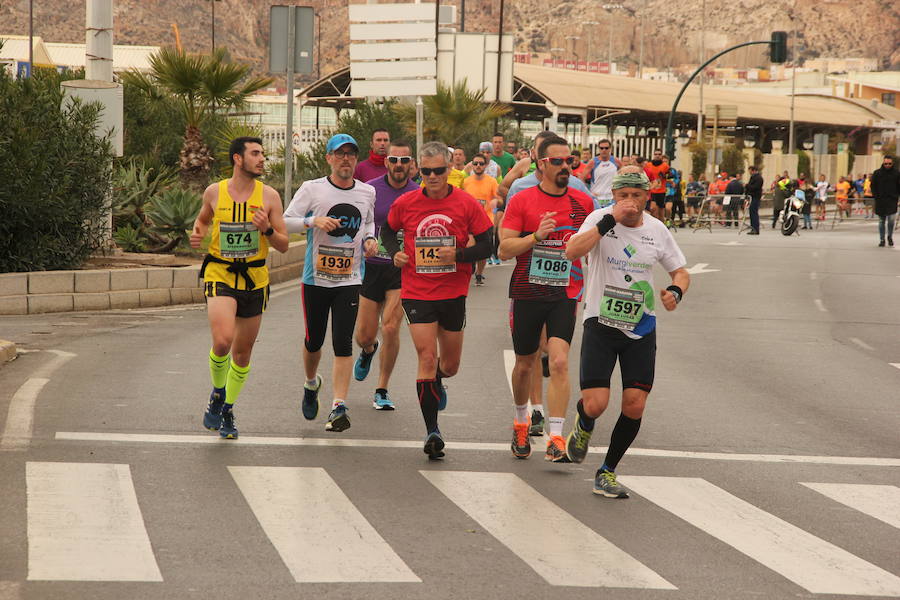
left=414, top=236, right=456, bottom=274
left=219, top=222, right=259, bottom=258
left=598, top=285, right=645, bottom=331
left=315, top=245, right=354, bottom=281
left=528, top=246, right=570, bottom=286
left=376, top=230, right=403, bottom=261
left=722, top=196, right=732, bottom=206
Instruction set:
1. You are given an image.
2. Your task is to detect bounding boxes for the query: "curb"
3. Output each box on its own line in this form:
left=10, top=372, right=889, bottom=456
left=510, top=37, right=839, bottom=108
left=0, top=339, right=16, bottom=364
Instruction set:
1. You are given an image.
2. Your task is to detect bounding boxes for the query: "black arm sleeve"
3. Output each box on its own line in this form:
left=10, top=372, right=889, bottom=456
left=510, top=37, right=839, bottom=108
left=380, top=223, right=401, bottom=257
left=455, top=228, right=493, bottom=263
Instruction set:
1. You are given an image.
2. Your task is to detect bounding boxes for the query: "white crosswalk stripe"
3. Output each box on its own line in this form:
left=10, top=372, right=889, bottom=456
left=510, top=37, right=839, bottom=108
left=622, top=476, right=900, bottom=597
left=421, top=470, right=675, bottom=589
left=25, top=462, right=162, bottom=582
left=229, top=466, right=420, bottom=583
left=801, top=483, right=900, bottom=529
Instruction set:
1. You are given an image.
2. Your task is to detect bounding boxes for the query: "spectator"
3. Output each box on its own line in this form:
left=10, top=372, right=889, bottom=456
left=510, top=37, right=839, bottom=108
left=745, top=166, right=763, bottom=234
left=723, top=173, right=744, bottom=227
left=814, top=174, right=829, bottom=221
left=871, top=156, right=900, bottom=247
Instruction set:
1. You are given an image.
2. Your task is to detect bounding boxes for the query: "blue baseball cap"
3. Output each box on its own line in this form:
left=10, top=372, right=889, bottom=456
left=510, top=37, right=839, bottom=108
left=326, top=133, right=359, bottom=154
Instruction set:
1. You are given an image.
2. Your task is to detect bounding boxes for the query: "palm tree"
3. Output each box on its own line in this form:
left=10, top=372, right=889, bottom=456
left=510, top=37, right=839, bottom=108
left=393, top=80, right=511, bottom=150
left=120, top=47, right=273, bottom=189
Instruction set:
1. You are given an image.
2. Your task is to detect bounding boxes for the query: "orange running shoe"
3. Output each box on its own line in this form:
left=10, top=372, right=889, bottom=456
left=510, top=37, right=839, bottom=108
left=511, top=421, right=531, bottom=459
left=545, top=435, right=571, bottom=463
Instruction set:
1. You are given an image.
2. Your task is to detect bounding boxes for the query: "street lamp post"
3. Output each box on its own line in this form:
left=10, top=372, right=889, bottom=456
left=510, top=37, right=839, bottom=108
left=583, top=21, right=599, bottom=62
left=566, top=35, right=580, bottom=62
left=211, top=0, right=221, bottom=53
left=601, top=4, right=623, bottom=74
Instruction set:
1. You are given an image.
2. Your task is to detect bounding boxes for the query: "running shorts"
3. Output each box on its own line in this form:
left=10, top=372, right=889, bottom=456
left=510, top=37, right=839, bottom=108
left=579, top=317, right=656, bottom=392
left=204, top=282, right=269, bottom=318
left=650, top=192, right=667, bottom=209
left=300, top=283, right=360, bottom=356
left=360, top=261, right=402, bottom=303
left=402, top=296, right=466, bottom=332
left=509, top=298, right=577, bottom=355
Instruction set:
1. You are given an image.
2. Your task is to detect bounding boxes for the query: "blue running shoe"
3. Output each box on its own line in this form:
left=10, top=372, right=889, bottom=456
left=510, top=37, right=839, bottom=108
left=423, top=430, right=445, bottom=460
left=353, top=341, right=379, bottom=381
left=373, top=390, right=395, bottom=410
left=436, top=380, right=448, bottom=411
left=219, top=406, right=238, bottom=439
left=203, top=387, right=226, bottom=431
left=302, top=374, right=322, bottom=421
left=325, top=403, right=351, bottom=432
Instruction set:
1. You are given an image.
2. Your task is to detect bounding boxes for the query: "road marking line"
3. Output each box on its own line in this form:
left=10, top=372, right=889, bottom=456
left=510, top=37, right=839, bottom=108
left=814, top=299, right=827, bottom=312
left=800, top=483, right=900, bottom=529
left=1, top=350, right=75, bottom=451
left=890, top=363, right=900, bottom=370
left=54, top=432, right=900, bottom=466
left=421, top=471, right=674, bottom=589
left=26, top=462, right=162, bottom=582
left=849, top=337, right=874, bottom=351
left=685, top=263, right=720, bottom=274
left=622, top=476, right=900, bottom=596
left=229, top=466, right=419, bottom=583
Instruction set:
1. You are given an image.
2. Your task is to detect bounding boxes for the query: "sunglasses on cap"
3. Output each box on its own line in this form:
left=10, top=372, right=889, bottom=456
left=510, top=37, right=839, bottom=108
left=387, top=155, right=412, bottom=164
left=420, top=166, right=448, bottom=176
left=539, top=156, right=578, bottom=167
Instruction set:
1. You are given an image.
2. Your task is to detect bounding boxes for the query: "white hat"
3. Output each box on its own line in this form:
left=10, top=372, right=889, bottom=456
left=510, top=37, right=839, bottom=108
left=478, top=141, right=492, bottom=152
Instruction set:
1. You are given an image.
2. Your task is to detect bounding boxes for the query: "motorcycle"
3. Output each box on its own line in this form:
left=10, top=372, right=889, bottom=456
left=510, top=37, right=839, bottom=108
left=781, top=192, right=805, bottom=236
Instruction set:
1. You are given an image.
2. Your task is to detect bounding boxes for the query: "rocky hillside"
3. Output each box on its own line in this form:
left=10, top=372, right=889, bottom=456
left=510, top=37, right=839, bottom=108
left=2, top=0, right=897, bottom=85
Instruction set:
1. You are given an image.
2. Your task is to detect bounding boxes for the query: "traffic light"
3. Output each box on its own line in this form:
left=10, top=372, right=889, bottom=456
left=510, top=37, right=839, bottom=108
left=770, top=31, right=788, bottom=64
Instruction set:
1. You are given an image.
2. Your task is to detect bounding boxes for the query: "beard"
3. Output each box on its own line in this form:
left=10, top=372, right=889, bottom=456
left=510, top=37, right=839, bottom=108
left=389, top=167, right=409, bottom=184
left=555, top=172, right=570, bottom=188
left=240, top=165, right=263, bottom=179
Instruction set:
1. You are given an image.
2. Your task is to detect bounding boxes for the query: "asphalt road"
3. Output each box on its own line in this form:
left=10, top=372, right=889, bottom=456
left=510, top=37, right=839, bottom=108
left=1, top=218, right=899, bottom=600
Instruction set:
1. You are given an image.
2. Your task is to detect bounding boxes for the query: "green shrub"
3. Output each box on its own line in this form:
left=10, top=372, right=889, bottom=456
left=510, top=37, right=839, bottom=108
left=114, top=224, right=147, bottom=252
left=146, top=187, right=202, bottom=251
left=113, top=161, right=178, bottom=230
left=688, top=142, right=708, bottom=179
left=0, top=68, right=114, bottom=272
left=796, top=150, right=811, bottom=178
left=720, top=145, right=745, bottom=176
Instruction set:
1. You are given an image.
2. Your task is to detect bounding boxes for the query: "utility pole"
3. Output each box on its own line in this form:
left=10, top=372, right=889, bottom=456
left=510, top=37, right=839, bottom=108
left=28, top=0, right=33, bottom=77
left=698, top=0, right=705, bottom=134
left=211, top=0, right=219, bottom=53
left=583, top=21, right=599, bottom=62
left=788, top=31, right=796, bottom=154
left=637, top=12, right=644, bottom=78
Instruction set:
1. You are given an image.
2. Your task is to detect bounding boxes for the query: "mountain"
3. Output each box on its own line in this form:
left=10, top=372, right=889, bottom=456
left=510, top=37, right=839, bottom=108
left=2, top=0, right=898, bottom=85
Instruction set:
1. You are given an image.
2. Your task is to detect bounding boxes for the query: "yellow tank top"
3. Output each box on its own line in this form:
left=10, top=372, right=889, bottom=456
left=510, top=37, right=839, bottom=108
left=205, top=179, right=269, bottom=290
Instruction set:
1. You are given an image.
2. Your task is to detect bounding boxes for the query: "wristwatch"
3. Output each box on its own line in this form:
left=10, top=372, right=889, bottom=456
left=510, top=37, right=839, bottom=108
left=263, top=226, right=274, bottom=236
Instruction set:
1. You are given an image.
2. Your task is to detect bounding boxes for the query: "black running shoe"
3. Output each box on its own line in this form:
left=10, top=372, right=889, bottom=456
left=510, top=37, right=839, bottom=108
left=219, top=406, right=238, bottom=439
left=424, top=430, right=445, bottom=460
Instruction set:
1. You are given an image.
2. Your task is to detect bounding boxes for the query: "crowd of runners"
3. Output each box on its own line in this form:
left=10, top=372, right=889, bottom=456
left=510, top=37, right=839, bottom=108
left=191, top=130, right=691, bottom=498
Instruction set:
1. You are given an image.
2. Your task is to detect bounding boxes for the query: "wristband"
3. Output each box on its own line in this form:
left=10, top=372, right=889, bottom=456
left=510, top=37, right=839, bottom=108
left=533, top=231, right=542, bottom=243
left=364, top=235, right=377, bottom=244
left=596, top=213, right=616, bottom=236
left=455, top=248, right=464, bottom=261
left=666, top=284, right=683, bottom=304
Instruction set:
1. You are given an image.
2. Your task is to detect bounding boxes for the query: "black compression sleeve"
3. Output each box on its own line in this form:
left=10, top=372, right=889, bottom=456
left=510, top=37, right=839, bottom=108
left=455, top=229, right=493, bottom=263
left=380, top=223, right=401, bottom=257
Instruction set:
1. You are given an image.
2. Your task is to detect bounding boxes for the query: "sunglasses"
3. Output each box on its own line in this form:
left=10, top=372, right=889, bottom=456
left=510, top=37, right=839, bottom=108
left=598, top=146, right=610, bottom=150
left=539, top=156, right=578, bottom=167
left=387, top=155, right=412, bottom=164
left=420, top=166, right=448, bottom=176
left=332, top=149, right=358, bottom=158
left=472, top=161, right=486, bottom=166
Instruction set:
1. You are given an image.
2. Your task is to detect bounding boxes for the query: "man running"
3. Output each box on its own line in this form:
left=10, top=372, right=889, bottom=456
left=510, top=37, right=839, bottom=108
left=354, top=129, right=390, bottom=181
left=381, top=141, right=493, bottom=459
left=490, top=132, right=517, bottom=177
left=564, top=167, right=690, bottom=498
left=353, top=140, right=420, bottom=410
left=499, top=135, right=594, bottom=461
left=193, top=137, right=289, bottom=439
left=579, top=138, right=621, bottom=207
left=448, top=147, right=469, bottom=188
left=284, top=134, right=378, bottom=432
left=462, top=152, right=501, bottom=286
left=643, top=149, right=669, bottom=220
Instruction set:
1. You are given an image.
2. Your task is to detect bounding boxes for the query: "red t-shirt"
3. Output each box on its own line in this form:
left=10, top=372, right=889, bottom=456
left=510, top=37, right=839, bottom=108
left=387, top=185, right=493, bottom=301
left=644, top=161, right=670, bottom=194
left=502, top=185, right=594, bottom=301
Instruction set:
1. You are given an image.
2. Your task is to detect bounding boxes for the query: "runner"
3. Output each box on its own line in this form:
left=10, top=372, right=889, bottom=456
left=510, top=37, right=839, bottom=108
left=283, top=133, right=378, bottom=432
left=643, top=149, right=669, bottom=220
left=563, top=167, right=690, bottom=498
left=579, top=138, right=621, bottom=207
left=499, top=134, right=594, bottom=461
left=490, top=132, right=517, bottom=177
left=192, top=137, right=289, bottom=439
left=381, top=141, right=494, bottom=459
left=462, top=152, right=501, bottom=286
left=353, top=140, right=420, bottom=410
left=448, top=147, right=469, bottom=188
left=353, top=129, right=390, bottom=181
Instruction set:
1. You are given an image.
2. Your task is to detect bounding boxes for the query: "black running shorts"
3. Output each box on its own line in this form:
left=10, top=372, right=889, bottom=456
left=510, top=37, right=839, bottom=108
left=402, top=296, right=466, bottom=332
left=509, top=298, right=577, bottom=355
left=204, top=282, right=269, bottom=318
left=360, top=261, right=402, bottom=303
left=650, top=192, right=667, bottom=209
left=579, top=317, right=656, bottom=392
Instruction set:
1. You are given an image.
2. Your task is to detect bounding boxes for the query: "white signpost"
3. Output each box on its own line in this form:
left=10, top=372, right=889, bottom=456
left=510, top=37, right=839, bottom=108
left=349, top=2, right=437, bottom=151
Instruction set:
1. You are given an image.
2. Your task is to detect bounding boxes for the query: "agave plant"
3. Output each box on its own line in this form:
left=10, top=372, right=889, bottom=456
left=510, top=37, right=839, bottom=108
left=112, top=161, right=178, bottom=230
left=113, top=224, right=146, bottom=253
left=146, top=187, right=202, bottom=252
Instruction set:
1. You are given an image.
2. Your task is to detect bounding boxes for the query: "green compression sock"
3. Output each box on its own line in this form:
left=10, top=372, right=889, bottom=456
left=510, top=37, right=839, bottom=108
left=225, top=361, right=250, bottom=405
left=209, top=349, right=230, bottom=389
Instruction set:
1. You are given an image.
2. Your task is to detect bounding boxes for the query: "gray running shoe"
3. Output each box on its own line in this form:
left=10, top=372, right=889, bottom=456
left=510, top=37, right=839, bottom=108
left=593, top=470, right=629, bottom=498
left=529, top=409, right=544, bottom=436
left=565, top=419, right=592, bottom=464
left=325, top=404, right=350, bottom=432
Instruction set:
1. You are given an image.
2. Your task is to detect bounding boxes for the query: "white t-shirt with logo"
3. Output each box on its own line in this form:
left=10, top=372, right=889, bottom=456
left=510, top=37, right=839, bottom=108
left=284, top=176, right=376, bottom=287
left=578, top=207, right=686, bottom=339
left=815, top=181, right=829, bottom=200
left=589, top=158, right=619, bottom=203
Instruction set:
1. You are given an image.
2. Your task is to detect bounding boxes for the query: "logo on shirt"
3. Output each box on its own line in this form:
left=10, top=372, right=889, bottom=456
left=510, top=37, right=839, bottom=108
left=416, top=214, right=452, bottom=237
left=326, top=203, right=363, bottom=244
left=623, top=244, right=637, bottom=258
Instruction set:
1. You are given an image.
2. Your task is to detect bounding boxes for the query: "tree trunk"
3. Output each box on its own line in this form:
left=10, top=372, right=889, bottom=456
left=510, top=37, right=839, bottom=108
left=179, top=124, right=214, bottom=191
